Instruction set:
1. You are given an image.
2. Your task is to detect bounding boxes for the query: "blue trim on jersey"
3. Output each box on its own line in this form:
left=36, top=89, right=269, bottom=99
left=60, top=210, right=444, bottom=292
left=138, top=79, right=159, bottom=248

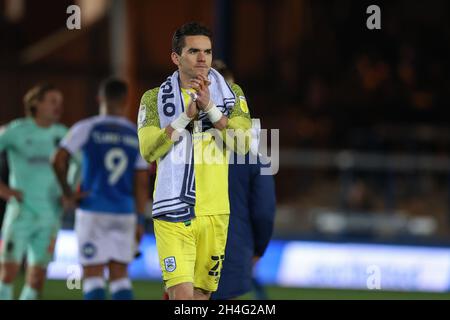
left=177, top=76, right=185, bottom=112
left=152, top=201, right=186, bottom=211
left=180, top=146, right=195, bottom=204
left=152, top=197, right=181, bottom=205
left=154, top=207, right=195, bottom=222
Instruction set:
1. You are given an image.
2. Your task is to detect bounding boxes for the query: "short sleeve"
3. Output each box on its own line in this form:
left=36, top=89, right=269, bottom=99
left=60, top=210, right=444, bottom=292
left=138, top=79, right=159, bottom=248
left=60, top=120, right=92, bottom=154
left=0, top=125, right=12, bottom=152
left=135, top=153, right=149, bottom=170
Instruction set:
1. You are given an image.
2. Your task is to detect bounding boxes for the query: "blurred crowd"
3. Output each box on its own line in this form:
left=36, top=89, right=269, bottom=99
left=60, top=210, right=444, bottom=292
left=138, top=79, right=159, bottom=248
left=268, top=1, right=450, bottom=239
left=275, top=1, right=450, bottom=153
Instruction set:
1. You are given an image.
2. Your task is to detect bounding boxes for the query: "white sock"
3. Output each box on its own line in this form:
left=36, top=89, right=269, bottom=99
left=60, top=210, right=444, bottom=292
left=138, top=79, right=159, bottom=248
left=83, top=277, right=105, bottom=293
left=109, top=278, right=132, bottom=295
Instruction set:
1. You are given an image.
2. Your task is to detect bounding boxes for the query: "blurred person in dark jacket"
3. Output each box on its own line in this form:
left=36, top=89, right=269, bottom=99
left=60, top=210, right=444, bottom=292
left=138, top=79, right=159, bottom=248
left=211, top=61, right=276, bottom=300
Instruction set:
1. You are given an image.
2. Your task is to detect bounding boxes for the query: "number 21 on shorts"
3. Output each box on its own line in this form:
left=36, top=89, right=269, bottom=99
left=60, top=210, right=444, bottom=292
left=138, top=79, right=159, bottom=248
left=209, top=255, right=225, bottom=277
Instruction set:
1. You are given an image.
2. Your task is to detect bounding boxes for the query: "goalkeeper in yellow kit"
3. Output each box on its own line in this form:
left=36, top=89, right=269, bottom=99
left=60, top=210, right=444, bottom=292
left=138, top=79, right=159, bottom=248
left=137, top=22, right=251, bottom=300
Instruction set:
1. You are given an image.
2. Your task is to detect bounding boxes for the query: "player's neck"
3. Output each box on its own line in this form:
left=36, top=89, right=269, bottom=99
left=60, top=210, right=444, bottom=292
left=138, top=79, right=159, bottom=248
left=100, top=104, right=123, bottom=117
left=33, top=116, right=53, bottom=128
left=178, top=71, right=192, bottom=89
left=101, top=111, right=123, bottom=117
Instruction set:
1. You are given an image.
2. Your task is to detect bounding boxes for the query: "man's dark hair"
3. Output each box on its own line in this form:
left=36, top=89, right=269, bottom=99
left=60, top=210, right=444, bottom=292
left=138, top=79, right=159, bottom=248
left=98, top=77, right=128, bottom=102
left=172, top=22, right=212, bottom=55
left=23, top=83, right=58, bottom=117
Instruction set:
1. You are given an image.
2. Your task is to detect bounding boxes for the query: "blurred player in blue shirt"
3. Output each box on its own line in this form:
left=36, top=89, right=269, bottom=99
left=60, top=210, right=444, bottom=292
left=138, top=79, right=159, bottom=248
left=53, top=78, right=149, bottom=300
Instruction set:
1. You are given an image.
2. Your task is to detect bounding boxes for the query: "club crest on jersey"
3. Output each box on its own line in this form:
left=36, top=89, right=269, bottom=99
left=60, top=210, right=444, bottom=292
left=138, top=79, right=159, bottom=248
left=239, top=96, right=249, bottom=113
left=164, top=256, right=176, bottom=272
left=137, top=105, right=146, bottom=129
left=82, top=242, right=97, bottom=259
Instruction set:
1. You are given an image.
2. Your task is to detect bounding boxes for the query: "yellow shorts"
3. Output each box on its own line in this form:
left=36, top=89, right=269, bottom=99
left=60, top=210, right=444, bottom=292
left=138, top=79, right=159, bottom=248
left=153, top=214, right=229, bottom=292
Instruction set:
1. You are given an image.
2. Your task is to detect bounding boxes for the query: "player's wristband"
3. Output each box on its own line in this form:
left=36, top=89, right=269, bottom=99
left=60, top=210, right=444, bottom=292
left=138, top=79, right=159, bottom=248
left=137, top=214, right=146, bottom=226
left=170, top=112, right=193, bottom=130
left=205, top=102, right=223, bottom=123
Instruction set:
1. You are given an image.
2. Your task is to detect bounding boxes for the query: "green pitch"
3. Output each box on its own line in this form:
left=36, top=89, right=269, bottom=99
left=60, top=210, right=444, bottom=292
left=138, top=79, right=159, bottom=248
left=11, top=274, right=450, bottom=300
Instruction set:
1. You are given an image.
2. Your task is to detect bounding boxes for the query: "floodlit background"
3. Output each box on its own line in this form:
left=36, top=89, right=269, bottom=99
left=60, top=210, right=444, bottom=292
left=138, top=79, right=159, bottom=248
left=1, top=0, right=450, bottom=299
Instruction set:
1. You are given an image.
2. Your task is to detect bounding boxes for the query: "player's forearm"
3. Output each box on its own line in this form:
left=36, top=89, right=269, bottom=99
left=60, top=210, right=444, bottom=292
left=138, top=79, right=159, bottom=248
left=227, top=115, right=251, bottom=131
left=55, top=167, right=72, bottom=196
left=200, top=100, right=228, bottom=131
left=138, top=126, right=174, bottom=163
left=52, top=150, right=72, bottom=196
left=221, top=116, right=252, bottom=154
left=139, top=108, right=198, bottom=163
left=212, top=115, right=228, bottom=130
left=0, top=181, right=12, bottom=200
left=134, top=171, right=149, bottom=215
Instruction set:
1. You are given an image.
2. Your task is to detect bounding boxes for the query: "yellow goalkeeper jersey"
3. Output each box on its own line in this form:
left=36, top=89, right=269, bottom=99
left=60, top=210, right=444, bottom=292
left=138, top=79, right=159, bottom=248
left=138, top=83, right=251, bottom=219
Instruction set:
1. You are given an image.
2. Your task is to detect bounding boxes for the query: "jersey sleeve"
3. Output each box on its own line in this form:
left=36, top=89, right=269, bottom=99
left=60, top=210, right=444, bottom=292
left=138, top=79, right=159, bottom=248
left=0, top=124, right=13, bottom=152
left=228, top=83, right=252, bottom=124
left=222, top=83, right=252, bottom=155
left=135, top=153, right=149, bottom=170
left=137, top=88, right=174, bottom=163
left=0, top=126, right=9, bottom=152
left=60, top=120, right=91, bottom=155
